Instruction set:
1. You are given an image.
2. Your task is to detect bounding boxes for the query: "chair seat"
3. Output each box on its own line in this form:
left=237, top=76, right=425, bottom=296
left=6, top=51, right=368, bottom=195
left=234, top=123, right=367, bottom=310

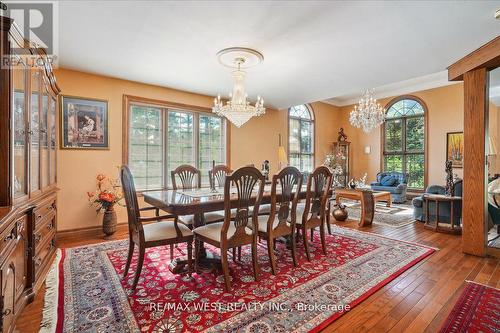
left=295, top=203, right=307, bottom=224
left=143, top=221, right=192, bottom=242
left=253, top=215, right=292, bottom=233
left=179, top=211, right=230, bottom=225
left=249, top=204, right=271, bottom=215
left=193, top=222, right=253, bottom=243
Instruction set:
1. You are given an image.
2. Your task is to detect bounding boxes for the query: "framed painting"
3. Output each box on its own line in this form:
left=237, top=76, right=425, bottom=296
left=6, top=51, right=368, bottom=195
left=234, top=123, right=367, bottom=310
left=446, top=131, right=464, bottom=168
left=60, top=96, right=109, bottom=149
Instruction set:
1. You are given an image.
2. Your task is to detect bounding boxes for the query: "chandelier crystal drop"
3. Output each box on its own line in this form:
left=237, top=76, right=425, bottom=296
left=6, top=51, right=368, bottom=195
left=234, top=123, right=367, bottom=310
left=349, top=89, right=385, bottom=133
left=213, top=48, right=265, bottom=127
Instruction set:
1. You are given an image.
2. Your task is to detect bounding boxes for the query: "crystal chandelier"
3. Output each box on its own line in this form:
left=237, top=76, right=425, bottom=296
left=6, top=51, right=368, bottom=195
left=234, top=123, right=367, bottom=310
left=349, top=89, right=385, bottom=133
left=213, top=48, right=265, bottom=128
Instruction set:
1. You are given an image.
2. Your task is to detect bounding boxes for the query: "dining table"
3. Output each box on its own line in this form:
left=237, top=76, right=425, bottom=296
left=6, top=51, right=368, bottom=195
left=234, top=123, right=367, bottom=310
left=142, top=185, right=328, bottom=274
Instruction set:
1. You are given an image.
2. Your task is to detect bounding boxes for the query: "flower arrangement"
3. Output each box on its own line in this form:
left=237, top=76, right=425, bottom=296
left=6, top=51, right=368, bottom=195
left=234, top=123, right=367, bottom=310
left=87, top=173, right=123, bottom=213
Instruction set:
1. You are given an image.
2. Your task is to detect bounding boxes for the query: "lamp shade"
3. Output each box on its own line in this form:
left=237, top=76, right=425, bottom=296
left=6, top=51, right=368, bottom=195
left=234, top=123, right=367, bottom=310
left=488, top=136, right=497, bottom=156
left=278, top=146, right=288, bottom=164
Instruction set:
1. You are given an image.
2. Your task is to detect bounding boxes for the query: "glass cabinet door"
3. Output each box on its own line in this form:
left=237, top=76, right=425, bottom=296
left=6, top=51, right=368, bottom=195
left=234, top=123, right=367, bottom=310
left=40, top=87, right=49, bottom=189
left=49, top=96, right=57, bottom=185
left=12, top=62, right=28, bottom=198
left=30, top=70, right=40, bottom=193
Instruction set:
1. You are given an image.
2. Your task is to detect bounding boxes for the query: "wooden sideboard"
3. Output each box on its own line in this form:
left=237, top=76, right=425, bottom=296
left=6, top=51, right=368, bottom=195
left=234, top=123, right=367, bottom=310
left=0, top=15, right=60, bottom=332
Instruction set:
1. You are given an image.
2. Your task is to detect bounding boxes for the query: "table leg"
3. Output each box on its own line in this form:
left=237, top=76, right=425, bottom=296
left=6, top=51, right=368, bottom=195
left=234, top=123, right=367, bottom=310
left=359, top=191, right=375, bottom=227
left=435, top=200, right=439, bottom=231
left=425, top=198, right=429, bottom=227
left=168, top=212, right=222, bottom=275
left=386, top=194, right=392, bottom=207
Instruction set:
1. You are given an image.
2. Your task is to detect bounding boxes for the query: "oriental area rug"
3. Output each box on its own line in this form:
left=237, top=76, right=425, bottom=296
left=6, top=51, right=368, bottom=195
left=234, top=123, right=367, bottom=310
left=439, top=281, right=500, bottom=333
left=41, top=226, right=434, bottom=333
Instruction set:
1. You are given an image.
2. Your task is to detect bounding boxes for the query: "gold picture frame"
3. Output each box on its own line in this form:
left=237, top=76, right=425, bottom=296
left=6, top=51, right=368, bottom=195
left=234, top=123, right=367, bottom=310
left=60, top=95, right=109, bottom=149
left=446, top=131, right=464, bottom=168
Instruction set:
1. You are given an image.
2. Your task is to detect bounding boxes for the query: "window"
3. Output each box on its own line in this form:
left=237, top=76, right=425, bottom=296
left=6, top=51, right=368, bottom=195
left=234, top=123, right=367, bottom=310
left=288, top=104, right=314, bottom=172
left=383, top=97, right=426, bottom=189
left=127, top=99, right=227, bottom=190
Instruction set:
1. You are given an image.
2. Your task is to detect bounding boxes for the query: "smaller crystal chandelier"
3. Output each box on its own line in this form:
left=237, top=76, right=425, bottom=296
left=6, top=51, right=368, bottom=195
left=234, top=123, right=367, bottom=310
left=213, top=47, right=265, bottom=127
left=349, top=89, right=385, bottom=133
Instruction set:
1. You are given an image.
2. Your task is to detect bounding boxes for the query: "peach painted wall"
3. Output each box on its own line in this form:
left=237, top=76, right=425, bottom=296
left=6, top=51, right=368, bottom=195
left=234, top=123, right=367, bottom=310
left=53, top=69, right=341, bottom=231
left=336, top=83, right=465, bottom=187
left=488, top=102, right=500, bottom=175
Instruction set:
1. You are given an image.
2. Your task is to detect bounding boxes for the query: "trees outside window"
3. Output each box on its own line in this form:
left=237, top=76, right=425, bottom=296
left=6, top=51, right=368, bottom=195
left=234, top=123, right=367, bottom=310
left=288, top=105, right=314, bottom=172
left=383, top=97, right=426, bottom=189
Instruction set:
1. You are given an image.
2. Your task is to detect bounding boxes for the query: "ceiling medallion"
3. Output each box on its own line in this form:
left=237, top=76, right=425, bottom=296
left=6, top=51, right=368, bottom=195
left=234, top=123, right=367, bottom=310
left=213, top=47, right=265, bottom=128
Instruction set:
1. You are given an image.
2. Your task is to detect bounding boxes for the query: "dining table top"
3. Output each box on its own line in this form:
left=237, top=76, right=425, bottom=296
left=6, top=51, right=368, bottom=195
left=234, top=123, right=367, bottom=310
left=142, top=186, right=280, bottom=216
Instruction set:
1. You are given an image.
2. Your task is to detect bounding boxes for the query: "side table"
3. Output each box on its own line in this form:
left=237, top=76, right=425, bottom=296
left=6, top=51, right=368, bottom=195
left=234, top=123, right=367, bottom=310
left=423, top=194, right=462, bottom=234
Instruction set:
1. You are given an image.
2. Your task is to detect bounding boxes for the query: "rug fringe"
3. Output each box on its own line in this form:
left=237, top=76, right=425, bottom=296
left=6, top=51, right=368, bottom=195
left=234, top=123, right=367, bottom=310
left=39, top=248, right=62, bottom=333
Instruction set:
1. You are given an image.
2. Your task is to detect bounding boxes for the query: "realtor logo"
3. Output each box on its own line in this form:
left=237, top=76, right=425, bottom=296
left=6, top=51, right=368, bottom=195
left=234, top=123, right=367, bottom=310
left=3, top=1, right=58, bottom=63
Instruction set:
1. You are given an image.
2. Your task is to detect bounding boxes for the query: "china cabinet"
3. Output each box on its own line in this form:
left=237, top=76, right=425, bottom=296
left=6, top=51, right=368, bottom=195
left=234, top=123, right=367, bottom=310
left=332, top=141, right=350, bottom=187
left=0, top=15, right=60, bottom=332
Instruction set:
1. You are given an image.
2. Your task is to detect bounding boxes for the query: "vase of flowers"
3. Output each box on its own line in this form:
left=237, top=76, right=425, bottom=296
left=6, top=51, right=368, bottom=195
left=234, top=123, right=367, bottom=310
left=87, top=174, right=123, bottom=237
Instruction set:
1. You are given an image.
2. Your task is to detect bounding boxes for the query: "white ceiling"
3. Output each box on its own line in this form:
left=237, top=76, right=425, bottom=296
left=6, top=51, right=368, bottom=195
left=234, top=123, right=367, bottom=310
left=55, top=0, right=500, bottom=109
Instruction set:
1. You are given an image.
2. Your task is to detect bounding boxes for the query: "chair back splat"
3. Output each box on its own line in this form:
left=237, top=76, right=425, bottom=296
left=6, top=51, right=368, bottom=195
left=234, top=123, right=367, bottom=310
left=223, top=166, right=265, bottom=246
left=269, top=166, right=303, bottom=233
left=303, top=166, right=333, bottom=223
left=209, top=164, right=232, bottom=188
left=121, top=165, right=143, bottom=234
left=171, top=164, right=201, bottom=190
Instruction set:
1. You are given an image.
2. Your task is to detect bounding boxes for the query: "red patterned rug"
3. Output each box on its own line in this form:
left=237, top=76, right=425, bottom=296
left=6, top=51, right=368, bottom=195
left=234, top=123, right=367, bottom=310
left=439, top=281, right=500, bottom=333
left=42, top=226, right=434, bottom=332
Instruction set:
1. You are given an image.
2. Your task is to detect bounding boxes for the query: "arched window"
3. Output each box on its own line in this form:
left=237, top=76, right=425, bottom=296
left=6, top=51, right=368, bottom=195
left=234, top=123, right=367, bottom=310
left=383, top=97, right=426, bottom=189
left=288, top=104, right=314, bottom=172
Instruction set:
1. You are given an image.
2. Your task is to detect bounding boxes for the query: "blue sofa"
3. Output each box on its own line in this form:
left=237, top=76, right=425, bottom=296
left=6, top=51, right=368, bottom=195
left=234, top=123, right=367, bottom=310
left=370, top=172, right=409, bottom=203
left=412, top=180, right=463, bottom=226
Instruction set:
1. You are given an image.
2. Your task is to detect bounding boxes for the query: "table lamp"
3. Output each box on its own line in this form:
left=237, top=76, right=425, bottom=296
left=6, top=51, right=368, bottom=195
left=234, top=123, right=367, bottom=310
left=278, top=134, right=288, bottom=170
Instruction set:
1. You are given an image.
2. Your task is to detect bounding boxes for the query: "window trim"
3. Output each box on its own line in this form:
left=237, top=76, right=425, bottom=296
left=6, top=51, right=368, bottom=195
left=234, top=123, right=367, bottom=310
left=380, top=95, right=428, bottom=191
left=122, top=94, right=230, bottom=190
left=287, top=104, right=315, bottom=172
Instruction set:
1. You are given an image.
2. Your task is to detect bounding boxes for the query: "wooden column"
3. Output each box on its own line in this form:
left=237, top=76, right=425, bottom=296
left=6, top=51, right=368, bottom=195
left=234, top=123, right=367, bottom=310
left=462, top=68, right=488, bottom=256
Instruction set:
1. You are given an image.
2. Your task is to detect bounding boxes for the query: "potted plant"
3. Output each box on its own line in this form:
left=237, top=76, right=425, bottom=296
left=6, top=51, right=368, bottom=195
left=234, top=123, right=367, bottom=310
left=87, top=174, right=123, bottom=237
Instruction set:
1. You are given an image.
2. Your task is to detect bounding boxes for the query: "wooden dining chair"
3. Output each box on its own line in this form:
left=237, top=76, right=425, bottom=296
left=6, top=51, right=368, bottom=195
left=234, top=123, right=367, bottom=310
left=171, top=164, right=225, bottom=226
left=296, top=166, right=333, bottom=261
left=209, top=164, right=232, bottom=188
left=171, top=164, right=202, bottom=190
left=120, top=165, right=194, bottom=291
left=193, top=166, right=265, bottom=291
left=254, top=166, right=303, bottom=274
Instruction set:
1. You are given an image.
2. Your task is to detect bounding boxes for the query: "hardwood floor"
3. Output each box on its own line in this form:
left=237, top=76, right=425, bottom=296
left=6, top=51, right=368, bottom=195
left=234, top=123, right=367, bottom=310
left=15, top=219, right=499, bottom=333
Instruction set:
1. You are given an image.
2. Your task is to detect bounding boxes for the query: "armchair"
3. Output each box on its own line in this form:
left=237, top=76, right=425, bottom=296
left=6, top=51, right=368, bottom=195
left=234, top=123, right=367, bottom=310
left=488, top=177, right=500, bottom=233
left=412, top=180, right=463, bottom=226
left=370, top=171, right=409, bottom=203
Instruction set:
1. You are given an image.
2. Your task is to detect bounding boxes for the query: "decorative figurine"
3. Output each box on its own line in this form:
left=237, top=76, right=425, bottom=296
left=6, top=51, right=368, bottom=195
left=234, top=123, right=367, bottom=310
left=338, top=127, right=348, bottom=142
left=261, top=160, right=270, bottom=181
left=445, top=160, right=454, bottom=196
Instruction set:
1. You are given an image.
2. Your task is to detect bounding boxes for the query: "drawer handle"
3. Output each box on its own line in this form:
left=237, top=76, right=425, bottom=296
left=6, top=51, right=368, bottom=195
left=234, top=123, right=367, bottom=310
left=37, top=214, right=42, bottom=220
left=35, top=234, right=42, bottom=243
left=47, top=223, right=54, bottom=230
left=4, top=233, right=15, bottom=242
left=2, top=309, right=11, bottom=316
left=35, top=257, right=42, bottom=267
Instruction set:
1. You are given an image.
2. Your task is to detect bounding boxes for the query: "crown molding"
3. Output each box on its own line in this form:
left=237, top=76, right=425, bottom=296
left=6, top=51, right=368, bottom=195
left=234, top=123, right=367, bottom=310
left=323, top=71, right=460, bottom=107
